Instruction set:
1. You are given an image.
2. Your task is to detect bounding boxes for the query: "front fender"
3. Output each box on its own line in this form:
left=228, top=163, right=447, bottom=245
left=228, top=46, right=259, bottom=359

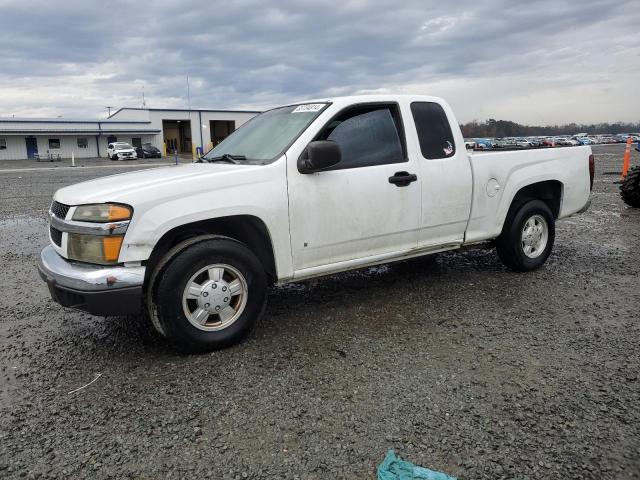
left=118, top=165, right=292, bottom=280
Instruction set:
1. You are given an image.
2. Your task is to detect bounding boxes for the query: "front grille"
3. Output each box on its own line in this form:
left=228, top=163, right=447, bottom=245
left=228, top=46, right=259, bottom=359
left=50, top=226, right=62, bottom=247
left=51, top=201, right=70, bottom=219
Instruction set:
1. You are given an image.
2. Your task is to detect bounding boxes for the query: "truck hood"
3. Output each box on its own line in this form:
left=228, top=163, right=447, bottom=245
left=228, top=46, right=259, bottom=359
left=54, top=163, right=266, bottom=206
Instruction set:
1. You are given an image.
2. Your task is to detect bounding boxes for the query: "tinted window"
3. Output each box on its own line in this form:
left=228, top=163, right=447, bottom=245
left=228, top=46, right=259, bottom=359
left=48, top=138, right=61, bottom=149
left=410, top=102, right=455, bottom=159
left=318, top=106, right=405, bottom=170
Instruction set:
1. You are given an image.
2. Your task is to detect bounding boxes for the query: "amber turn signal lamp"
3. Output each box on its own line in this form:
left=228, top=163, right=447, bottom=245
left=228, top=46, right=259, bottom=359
left=103, top=236, right=124, bottom=262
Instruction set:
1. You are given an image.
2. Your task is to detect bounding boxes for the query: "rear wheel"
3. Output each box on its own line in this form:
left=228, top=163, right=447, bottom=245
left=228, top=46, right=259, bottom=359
left=150, top=237, right=267, bottom=353
left=620, top=166, right=640, bottom=208
left=496, top=200, right=555, bottom=271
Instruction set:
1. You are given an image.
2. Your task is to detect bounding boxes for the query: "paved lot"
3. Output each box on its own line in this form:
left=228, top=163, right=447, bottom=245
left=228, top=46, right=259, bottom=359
left=0, top=156, right=191, bottom=173
left=0, top=145, right=638, bottom=479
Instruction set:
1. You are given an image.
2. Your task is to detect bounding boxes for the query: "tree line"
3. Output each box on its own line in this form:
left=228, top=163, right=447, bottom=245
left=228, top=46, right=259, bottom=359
left=459, top=119, right=640, bottom=138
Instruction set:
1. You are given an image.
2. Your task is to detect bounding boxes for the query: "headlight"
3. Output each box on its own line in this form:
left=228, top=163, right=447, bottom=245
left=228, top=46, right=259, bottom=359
left=72, top=203, right=132, bottom=222
left=67, top=234, right=124, bottom=265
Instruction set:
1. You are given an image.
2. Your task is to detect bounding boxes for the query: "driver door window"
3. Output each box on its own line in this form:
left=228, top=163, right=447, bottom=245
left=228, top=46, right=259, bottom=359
left=317, top=105, right=406, bottom=170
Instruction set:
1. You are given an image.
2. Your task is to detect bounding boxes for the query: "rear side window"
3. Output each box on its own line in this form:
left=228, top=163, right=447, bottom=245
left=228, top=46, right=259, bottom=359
left=317, top=105, right=405, bottom=170
left=411, top=102, right=455, bottom=159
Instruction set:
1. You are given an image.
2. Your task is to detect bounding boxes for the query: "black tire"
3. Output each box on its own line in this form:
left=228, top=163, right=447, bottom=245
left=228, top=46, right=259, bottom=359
left=151, top=237, right=267, bottom=353
left=110, top=154, right=117, bottom=161
left=496, top=199, right=555, bottom=272
left=620, top=166, right=640, bottom=208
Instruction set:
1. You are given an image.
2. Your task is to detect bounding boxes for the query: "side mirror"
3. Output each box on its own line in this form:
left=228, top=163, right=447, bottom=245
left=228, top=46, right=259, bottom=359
left=298, top=141, right=341, bottom=174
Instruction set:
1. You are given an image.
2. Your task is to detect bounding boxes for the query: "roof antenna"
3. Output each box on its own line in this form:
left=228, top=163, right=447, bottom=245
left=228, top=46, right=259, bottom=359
left=106, top=106, right=112, bottom=117
left=142, top=86, right=147, bottom=108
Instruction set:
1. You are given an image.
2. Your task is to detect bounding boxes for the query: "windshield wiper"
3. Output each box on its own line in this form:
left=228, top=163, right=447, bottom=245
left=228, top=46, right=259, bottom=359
left=202, top=153, right=246, bottom=164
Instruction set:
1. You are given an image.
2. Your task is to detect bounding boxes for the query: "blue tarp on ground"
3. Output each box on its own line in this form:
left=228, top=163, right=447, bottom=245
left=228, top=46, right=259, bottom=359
left=377, top=450, right=457, bottom=480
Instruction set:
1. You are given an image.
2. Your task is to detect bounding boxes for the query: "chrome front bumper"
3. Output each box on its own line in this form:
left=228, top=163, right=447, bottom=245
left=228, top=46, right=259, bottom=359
left=38, top=245, right=145, bottom=316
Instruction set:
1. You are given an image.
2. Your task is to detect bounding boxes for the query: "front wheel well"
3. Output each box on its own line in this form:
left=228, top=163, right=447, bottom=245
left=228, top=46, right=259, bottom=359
left=144, top=215, right=277, bottom=286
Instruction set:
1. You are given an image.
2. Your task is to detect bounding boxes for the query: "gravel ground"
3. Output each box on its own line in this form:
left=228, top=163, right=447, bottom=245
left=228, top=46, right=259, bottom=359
left=0, top=144, right=638, bottom=479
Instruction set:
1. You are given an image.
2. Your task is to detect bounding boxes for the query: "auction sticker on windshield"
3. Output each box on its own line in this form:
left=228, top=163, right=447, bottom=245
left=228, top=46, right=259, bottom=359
left=292, top=104, right=325, bottom=113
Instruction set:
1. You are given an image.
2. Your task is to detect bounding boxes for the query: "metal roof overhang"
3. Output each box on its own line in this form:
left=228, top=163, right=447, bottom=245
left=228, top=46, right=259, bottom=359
left=0, top=129, right=161, bottom=135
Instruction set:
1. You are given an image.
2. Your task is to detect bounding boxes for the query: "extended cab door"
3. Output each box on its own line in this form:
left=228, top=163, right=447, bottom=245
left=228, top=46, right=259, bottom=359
left=287, top=103, right=422, bottom=274
left=405, top=101, right=473, bottom=247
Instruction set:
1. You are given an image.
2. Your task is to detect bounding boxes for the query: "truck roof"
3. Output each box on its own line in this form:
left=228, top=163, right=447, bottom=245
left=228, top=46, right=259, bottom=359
left=294, top=94, right=446, bottom=106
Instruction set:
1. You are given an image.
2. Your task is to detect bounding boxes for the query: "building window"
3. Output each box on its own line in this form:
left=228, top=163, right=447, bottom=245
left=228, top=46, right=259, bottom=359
left=210, top=120, right=235, bottom=145
left=48, top=138, right=61, bottom=149
left=0, top=138, right=6, bottom=150
left=77, top=138, right=88, bottom=149
left=131, top=137, right=142, bottom=148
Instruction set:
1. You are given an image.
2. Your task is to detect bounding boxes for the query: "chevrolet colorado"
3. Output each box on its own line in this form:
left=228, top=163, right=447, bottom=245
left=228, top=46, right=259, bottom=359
left=38, top=95, right=594, bottom=352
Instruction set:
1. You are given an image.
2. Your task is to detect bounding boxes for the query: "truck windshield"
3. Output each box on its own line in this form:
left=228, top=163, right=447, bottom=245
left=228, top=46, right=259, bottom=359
left=201, top=103, right=328, bottom=164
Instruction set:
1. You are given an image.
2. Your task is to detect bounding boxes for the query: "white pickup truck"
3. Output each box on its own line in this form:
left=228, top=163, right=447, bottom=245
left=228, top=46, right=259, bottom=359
left=38, top=95, right=594, bottom=352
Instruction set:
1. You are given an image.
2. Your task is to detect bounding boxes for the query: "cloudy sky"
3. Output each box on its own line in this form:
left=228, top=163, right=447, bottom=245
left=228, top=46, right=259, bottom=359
left=0, top=0, right=638, bottom=124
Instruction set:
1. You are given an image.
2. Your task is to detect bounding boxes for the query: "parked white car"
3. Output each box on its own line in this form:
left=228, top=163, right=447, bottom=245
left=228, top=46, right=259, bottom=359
left=39, top=95, right=593, bottom=352
left=514, top=138, right=533, bottom=148
left=107, top=142, right=137, bottom=160
left=557, top=137, right=579, bottom=146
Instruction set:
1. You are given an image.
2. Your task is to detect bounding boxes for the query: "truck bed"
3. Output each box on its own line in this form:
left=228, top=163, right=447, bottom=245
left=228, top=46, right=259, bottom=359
left=465, top=146, right=592, bottom=243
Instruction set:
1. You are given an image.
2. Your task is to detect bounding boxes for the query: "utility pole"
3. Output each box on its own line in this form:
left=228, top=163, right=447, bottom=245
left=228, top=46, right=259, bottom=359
left=186, top=76, right=191, bottom=112
left=142, top=87, right=146, bottom=108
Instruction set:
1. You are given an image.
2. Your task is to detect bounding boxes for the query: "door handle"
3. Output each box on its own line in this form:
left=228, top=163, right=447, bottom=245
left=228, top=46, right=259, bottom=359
left=388, top=171, right=418, bottom=187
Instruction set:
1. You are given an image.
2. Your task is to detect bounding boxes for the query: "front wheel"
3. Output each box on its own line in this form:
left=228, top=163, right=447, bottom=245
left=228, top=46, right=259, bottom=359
left=496, top=199, right=555, bottom=271
left=150, top=237, right=267, bottom=353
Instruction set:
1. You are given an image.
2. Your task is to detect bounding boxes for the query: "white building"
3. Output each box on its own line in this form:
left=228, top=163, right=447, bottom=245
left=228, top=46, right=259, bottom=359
left=0, top=107, right=259, bottom=161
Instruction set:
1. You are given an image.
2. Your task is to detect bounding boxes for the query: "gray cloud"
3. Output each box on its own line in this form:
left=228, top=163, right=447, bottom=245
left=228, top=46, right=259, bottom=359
left=0, top=0, right=638, bottom=123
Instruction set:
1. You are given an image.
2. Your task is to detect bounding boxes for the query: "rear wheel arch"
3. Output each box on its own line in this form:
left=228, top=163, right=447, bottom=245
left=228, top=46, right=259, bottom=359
left=502, top=180, right=563, bottom=227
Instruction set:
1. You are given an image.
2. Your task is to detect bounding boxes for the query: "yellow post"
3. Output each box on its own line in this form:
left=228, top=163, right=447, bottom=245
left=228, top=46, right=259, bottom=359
left=621, top=136, right=632, bottom=180
left=162, top=143, right=167, bottom=158
left=192, top=144, right=197, bottom=161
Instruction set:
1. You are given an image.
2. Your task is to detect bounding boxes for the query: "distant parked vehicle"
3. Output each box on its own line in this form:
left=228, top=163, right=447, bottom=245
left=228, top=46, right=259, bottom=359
left=554, top=137, right=571, bottom=146
left=464, top=139, right=476, bottom=150
left=574, top=137, right=592, bottom=146
left=107, top=142, right=137, bottom=160
left=515, top=138, right=533, bottom=148
left=474, top=138, right=494, bottom=149
left=136, top=143, right=162, bottom=158
left=543, top=138, right=555, bottom=147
